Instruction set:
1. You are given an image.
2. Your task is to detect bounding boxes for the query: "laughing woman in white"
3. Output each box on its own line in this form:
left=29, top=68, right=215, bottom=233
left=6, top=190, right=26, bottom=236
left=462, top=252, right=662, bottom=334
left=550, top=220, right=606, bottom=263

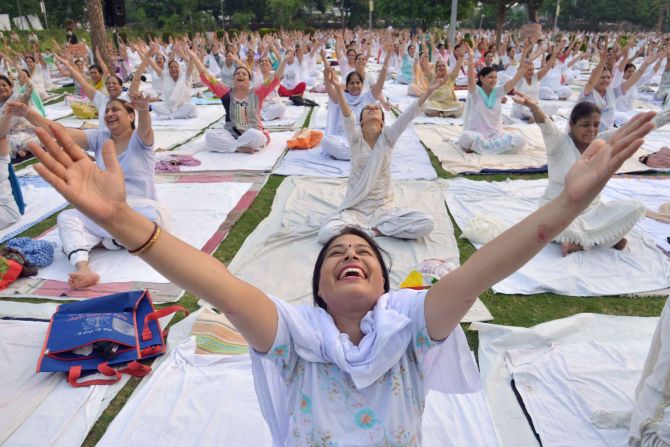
left=30, top=90, right=656, bottom=445
left=458, top=47, right=529, bottom=155
left=7, top=92, right=166, bottom=288
left=514, top=93, right=670, bottom=256
left=317, top=69, right=444, bottom=244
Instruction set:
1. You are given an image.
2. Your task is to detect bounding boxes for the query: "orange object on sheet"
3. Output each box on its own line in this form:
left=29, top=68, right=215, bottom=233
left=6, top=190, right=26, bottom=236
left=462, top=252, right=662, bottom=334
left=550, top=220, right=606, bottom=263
left=287, top=129, right=324, bottom=150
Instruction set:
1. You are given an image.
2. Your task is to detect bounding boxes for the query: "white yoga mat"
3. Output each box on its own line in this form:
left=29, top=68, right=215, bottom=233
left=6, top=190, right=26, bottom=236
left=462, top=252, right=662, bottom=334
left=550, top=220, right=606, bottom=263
left=416, top=123, right=652, bottom=175
left=262, top=104, right=309, bottom=130
left=160, top=131, right=292, bottom=172
left=384, top=80, right=418, bottom=111
left=445, top=177, right=670, bottom=296
left=44, top=101, right=73, bottom=121
left=0, top=177, right=68, bottom=243
left=273, top=126, right=437, bottom=180
left=150, top=105, right=224, bottom=130
left=36, top=181, right=252, bottom=287
left=227, top=177, right=492, bottom=322
left=99, top=337, right=500, bottom=447
left=472, top=313, right=660, bottom=447
left=603, top=177, right=670, bottom=253
left=0, top=303, right=175, bottom=447
left=0, top=318, right=129, bottom=447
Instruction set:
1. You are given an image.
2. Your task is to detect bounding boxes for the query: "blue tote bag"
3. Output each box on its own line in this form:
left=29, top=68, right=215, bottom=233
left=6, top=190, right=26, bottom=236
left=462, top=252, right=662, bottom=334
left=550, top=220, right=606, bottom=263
left=37, top=290, right=187, bottom=387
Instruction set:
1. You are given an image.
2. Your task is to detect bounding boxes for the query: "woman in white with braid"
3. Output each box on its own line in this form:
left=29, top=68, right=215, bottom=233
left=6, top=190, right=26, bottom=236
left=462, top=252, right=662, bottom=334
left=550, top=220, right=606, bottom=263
left=514, top=92, right=670, bottom=256
left=30, top=88, right=655, bottom=445
left=321, top=48, right=390, bottom=161
left=580, top=47, right=657, bottom=132
left=317, top=68, right=442, bottom=244
left=5, top=92, right=166, bottom=288
left=458, top=46, right=530, bottom=155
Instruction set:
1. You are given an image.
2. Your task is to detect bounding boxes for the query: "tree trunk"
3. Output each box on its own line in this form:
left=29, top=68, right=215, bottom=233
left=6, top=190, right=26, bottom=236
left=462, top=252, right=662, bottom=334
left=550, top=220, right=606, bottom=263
left=526, top=1, right=539, bottom=22
left=85, top=0, right=112, bottom=70
left=657, top=4, right=666, bottom=33
left=496, top=1, right=507, bottom=48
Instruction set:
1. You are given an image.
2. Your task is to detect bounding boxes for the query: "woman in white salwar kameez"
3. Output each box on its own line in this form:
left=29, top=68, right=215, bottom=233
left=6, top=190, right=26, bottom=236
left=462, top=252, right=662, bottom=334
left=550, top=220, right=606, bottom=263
left=580, top=48, right=656, bottom=131
left=514, top=93, right=670, bottom=256
left=254, top=56, right=286, bottom=121
left=613, top=54, right=662, bottom=127
left=150, top=59, right=197, bottom=120
left=458, top=47, right=529, bottom=155
left=317, top=69, right=444, bottom=244
left=31, top=91, right=657, bottom=445
left=321, top=48, right=389, bottom=161
left=8, top=92, right=166, bottom=289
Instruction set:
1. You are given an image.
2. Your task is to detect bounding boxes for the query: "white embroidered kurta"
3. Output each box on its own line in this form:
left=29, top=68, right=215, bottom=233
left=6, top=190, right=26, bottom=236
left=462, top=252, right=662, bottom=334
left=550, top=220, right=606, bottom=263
left=538, top=119, right=644, bottom=249
left=250, top=289, right=480, bottom=447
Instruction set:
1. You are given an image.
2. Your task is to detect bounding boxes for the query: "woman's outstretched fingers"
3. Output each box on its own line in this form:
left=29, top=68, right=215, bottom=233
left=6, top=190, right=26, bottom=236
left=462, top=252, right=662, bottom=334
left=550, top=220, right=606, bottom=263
left=51, top=124, right=88, bottom=162
left=28, top=129, right=68, bottom=179
left=100, top=140, right=122, bottom=175
left=34, top=162, right=68, bottom=194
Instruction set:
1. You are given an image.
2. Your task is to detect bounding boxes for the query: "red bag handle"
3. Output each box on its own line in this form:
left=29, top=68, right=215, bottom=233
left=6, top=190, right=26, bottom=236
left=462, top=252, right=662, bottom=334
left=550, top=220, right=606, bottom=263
left=67, top=363, right=121, bottom=387
left=120, top=361, right=152, bottom=377
left=141, top=305, right=188, bottom=341
left=67, top=361, right=152, bottom=387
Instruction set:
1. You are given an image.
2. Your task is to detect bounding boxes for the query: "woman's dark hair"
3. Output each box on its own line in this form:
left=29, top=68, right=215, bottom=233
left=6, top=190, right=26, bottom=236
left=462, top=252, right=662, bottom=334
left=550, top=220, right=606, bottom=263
left=234, top=66, right=252, bottom=80
left=358, top=104, right=385, bottom=125
left=345, top=71, right=364, bottom=92
left=24, top=55, right=35, bottom=63
left=484, top=51, right=494, bottom=57
left=624, top=63, right=636, bottom=72
left=106, top=75, right=124, bottom=87
left=312, top=227, right=391, bottom=310
left=477, top=66, right=496, bottom=86
left=89, top=64, right=103, bottom=75
left=106, top=99, right=136, bottom=130
left=168, top=60, right=180, bottom=69
left=346, top=48, right=356, bottom=57
left=21, top=69, right=31, bottom=78
left=355, top=53, right=366, bottom=62
left=0, top=75, right=12, bottom=87
left=569, top=101, right=601, bottom=125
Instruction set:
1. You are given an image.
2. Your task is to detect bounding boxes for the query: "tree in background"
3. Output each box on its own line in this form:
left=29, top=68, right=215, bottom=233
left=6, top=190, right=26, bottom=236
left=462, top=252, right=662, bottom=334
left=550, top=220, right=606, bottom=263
left=85, top=0, right=112, bottom=69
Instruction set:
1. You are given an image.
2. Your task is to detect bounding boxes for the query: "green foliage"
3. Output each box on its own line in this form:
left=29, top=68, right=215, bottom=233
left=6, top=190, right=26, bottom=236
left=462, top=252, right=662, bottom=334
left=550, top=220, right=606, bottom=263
left=227, top=28, right=241, bottom=38
left=231, top=11, right=255, bottom=30
left=258, top=28, right=278, bottom=37
left=266, top=0, right=303, bottom=28
left=304, top=26, right=316, bottom=36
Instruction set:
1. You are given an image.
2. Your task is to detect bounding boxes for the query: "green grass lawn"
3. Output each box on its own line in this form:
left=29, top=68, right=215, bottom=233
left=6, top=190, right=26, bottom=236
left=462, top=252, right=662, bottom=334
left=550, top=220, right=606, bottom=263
left=1, top=108, right=665, bottom=445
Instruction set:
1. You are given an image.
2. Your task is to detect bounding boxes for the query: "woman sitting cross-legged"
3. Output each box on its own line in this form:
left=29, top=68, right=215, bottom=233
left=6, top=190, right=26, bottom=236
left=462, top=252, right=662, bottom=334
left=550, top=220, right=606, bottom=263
left=191, top=49, right=289, bottom=154
left=458, top=46, right=530, bottom=155
left=513, top=92, right=670, bottom=256
left=30, top=107, right=655, bottom=444
left=6, top=92, right=167, bottom=289
left=316, top=70, right=446, bottom=244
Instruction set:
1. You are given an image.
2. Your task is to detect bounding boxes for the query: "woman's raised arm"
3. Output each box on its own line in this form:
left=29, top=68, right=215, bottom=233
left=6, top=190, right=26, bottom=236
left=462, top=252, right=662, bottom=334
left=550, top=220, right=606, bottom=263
left=30, top=127, right=279, bottom=353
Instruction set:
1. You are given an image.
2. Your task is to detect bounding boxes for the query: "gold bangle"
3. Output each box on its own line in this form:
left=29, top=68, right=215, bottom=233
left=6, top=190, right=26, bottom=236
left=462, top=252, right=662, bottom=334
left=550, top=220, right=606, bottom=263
left=128, top=222, right=161, bottom=256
